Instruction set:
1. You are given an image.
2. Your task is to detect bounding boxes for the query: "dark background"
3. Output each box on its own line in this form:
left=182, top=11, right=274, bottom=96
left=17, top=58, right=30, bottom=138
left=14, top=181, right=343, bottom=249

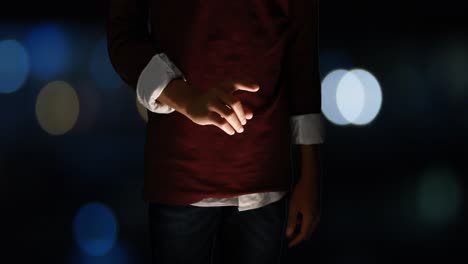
left=2, top=0, right=467, bottom=263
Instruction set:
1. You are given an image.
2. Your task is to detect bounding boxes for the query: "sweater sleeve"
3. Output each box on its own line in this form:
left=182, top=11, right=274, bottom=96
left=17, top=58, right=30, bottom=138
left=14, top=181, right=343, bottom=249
left=106, top=0, right=161, bottom=90
left=107, top=0, right=188, bottom=114
left=284, top=0, right=325, bottom=145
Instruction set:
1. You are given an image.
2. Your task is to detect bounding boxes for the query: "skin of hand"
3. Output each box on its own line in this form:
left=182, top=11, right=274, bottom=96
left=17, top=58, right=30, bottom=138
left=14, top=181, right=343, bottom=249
left=160, top=78, right=260, bottom=135
left=286, top=144, right=321, bottom=248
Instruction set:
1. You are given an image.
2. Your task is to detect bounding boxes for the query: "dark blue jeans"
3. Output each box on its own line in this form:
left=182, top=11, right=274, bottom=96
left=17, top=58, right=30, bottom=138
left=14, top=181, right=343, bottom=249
left=147, top=194, right=290, bottom=264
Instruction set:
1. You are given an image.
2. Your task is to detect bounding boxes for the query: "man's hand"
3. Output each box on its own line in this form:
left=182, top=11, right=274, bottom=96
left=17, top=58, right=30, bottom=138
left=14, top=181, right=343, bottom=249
left=157, top=78, right=260, bottom=135
left=183, top=80, right=260, bottom=135
left=286, top=172, right=320, bottom=248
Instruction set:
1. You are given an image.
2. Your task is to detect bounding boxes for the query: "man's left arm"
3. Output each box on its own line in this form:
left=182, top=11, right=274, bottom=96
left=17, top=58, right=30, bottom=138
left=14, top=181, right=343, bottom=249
left=283, top=0, right=324, bottom=248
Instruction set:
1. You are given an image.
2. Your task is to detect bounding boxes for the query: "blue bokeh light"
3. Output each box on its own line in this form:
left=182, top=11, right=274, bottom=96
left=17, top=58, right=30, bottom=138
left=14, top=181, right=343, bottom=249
left=73, top=202, right=118, bottom=257
left=68, top=241, right=132, bottom=264
left=24, top=23, right=70, bottom=80
left=0, top=40, right=29, bottom=93
left=89, top=37, right=123, bottom=90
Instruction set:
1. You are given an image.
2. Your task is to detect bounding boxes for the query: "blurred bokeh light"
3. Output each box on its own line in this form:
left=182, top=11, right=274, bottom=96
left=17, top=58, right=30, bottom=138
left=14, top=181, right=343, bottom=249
left=322, top=69, right=382, bottom=126
left=35, top=80, right=80, bottom=135
left=417, top=166, right=462, bottom=226
left=350, top=69, right=382, bottom=125
left=2, top=2, right=467, bottom=262
left=71, top=82, right=101, bottom=133
left=336, top=70, right=366, bottom=123
left=68, top=241, right=135, bottom=264
left=89, top=37, right=124, bottom=90
left=24, top=23, right=70, bottom=80
left=73, top=202, right=119, bottom=257
left=0, top=39, right=30, bottom=93
left=136, top=97, right=148, bottom=123
left=321, top=69, right=349, bottom=125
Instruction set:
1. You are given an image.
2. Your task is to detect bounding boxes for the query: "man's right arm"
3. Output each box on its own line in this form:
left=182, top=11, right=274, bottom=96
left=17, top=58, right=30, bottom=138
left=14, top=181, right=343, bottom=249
left=107, top=0, right=184, bottom=114
left=107, top=0, right=256, bottom=134
left=107, top=0, right=157, bottom=89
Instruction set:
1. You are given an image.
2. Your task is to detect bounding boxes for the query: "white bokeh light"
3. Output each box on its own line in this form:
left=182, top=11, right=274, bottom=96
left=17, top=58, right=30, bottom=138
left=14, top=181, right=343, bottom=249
left=351, top=69, right=383, bottom=125
left=321, top=69, right=349, bottom=125
left=321, top=68, right=382, bottom=126
left=36, top=80, right=80, bottom=135
left=336, top=71, right=366, bottom=123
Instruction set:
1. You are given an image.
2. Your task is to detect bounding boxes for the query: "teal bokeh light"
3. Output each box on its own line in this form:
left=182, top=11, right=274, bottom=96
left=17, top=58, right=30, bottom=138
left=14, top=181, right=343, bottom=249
left=417, top=166, right=462, bottom=225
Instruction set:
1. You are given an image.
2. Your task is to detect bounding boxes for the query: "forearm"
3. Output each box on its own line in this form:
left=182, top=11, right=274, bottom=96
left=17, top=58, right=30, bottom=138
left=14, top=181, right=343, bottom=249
left=297, top=144, right=320, bottom=187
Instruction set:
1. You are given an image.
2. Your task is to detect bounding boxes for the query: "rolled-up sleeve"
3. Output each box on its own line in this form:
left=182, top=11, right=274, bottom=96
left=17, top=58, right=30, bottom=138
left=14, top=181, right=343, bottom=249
left=136, top=53, right=185, bottom=114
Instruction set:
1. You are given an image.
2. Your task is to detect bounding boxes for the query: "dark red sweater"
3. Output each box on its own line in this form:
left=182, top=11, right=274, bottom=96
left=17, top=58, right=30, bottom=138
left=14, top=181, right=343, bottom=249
left=107, top=0, right=321, bottom=205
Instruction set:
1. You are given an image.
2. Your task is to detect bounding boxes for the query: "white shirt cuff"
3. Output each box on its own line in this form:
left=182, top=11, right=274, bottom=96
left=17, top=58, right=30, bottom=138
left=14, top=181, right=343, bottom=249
left=290, top=113, right=325, bottom=144
left=136, top=53, right=185, bottom=114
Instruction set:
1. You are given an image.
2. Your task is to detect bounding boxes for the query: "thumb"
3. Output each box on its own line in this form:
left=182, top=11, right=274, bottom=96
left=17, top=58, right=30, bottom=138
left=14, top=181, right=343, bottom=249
left=286, top=207, right=298, bottom=238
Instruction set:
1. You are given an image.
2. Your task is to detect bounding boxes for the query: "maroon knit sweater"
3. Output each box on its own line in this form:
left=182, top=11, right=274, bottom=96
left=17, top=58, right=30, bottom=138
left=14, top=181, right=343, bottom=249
left=107, top=0, right=321, bottom=205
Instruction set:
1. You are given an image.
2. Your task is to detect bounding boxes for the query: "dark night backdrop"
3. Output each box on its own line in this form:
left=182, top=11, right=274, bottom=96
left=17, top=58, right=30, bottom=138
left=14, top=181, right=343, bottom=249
left=2, top=1, right=467, bottom=263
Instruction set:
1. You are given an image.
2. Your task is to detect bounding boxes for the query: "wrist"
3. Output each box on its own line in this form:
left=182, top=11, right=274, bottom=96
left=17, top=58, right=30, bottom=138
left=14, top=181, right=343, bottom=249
left=157, top=78, right=196, bottom=115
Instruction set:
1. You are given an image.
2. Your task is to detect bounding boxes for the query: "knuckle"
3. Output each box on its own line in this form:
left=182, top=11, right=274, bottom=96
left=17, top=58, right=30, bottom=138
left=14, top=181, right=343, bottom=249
left=231, top=98, right=241, bottom=105
left=206, top=102, right=214, bottom=111
left=225, top=109, right=235, bottom=118
left=210, top=100, right=220, bottom=109
left=195, top=118, right=205, bottom=125
left=217, top=119, right=227, bottom=126
left=221, top=122, right=231, bottom=129
left=208, top=118, right=217, bottom=126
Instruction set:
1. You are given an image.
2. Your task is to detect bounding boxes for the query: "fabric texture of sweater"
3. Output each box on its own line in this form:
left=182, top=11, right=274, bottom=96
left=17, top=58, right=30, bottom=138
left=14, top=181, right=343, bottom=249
left=107, top=0, right=322, bottom=205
